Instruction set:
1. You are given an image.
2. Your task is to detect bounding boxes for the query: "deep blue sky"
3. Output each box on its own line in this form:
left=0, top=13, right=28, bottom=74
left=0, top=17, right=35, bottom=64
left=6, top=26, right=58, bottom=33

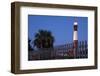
left=28, top=15, right=88, bottom=46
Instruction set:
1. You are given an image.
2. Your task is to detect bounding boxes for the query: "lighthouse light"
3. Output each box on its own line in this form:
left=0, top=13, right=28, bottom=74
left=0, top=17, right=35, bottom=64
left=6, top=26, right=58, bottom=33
left=74, top=22, right=78, bottom=25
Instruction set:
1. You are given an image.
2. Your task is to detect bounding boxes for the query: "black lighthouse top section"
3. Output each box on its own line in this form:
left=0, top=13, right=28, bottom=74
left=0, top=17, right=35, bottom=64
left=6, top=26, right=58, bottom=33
left=73, top=18, right=78, bottom=31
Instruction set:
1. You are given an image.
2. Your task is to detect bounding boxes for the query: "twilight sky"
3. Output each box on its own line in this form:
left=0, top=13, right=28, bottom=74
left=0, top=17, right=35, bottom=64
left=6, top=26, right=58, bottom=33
left=28, top=15, right=88, bottom=46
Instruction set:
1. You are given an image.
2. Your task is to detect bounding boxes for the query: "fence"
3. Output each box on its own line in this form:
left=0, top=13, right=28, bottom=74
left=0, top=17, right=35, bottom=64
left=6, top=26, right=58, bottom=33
left=28, top=41, right=88, bottom=60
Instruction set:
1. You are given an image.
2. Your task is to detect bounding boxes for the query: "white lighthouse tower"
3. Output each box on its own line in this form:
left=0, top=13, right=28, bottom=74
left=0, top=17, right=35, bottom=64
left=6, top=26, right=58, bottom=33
left=73, top=19, right=78, bottom=58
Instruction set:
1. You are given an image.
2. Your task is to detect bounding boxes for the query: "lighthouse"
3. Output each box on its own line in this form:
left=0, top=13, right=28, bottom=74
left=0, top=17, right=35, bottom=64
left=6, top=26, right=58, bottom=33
left=73, top=19, right=78, bottom=58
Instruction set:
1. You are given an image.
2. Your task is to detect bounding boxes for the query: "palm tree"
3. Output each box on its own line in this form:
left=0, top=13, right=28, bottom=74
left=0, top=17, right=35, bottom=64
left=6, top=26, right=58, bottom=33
left=33, top=30, right=54, bottom=49
left=28, top=39, right=33, bottom=51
